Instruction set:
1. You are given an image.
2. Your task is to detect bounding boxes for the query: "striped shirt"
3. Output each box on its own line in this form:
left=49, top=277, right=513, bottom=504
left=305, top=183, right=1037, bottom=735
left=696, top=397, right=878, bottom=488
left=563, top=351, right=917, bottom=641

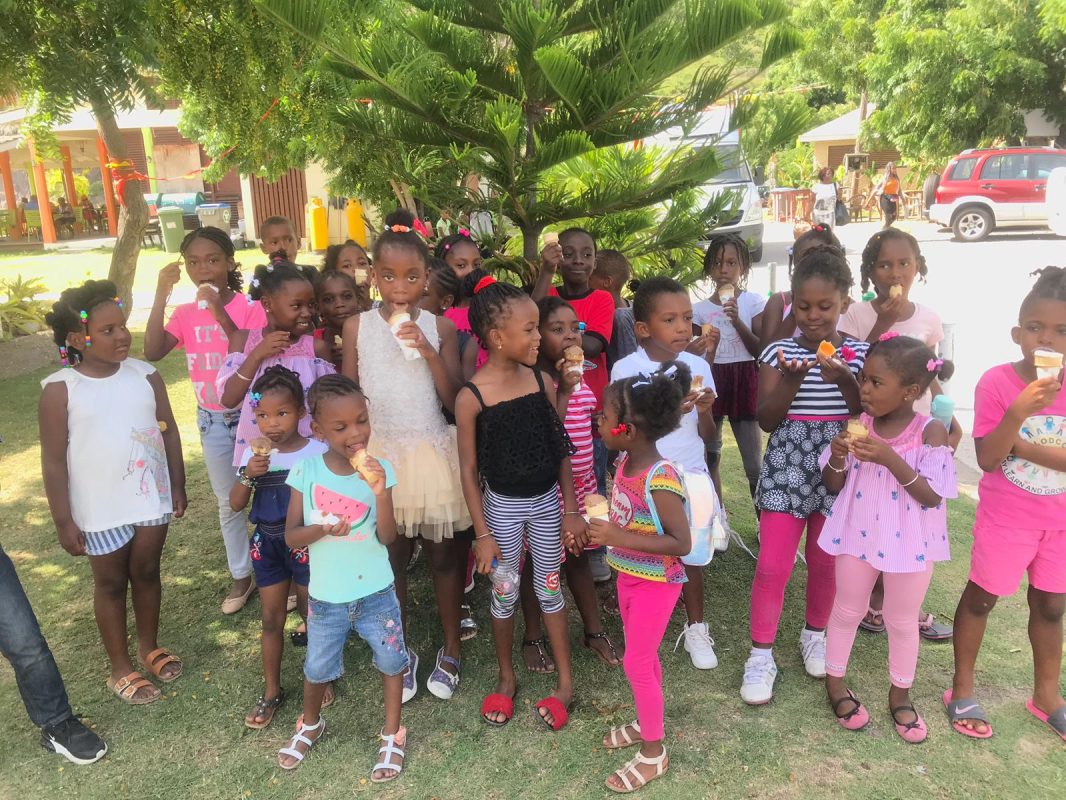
left=563, top=382, right=596, bottom=479
left=606, top=456, right=688, bottom=584
left=758, top=337, right=869, bottom=418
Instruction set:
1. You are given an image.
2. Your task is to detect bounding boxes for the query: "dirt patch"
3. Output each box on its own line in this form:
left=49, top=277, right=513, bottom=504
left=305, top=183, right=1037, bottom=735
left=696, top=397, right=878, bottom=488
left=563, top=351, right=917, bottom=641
left=0, top=331, right=59, bottom=378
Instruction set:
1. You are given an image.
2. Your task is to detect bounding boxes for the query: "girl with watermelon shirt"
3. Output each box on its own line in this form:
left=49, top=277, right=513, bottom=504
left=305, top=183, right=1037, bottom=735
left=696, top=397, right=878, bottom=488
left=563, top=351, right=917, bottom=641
left=230, top=366, right=328, bottom=730
left=279, top=374, right=409, bottom=781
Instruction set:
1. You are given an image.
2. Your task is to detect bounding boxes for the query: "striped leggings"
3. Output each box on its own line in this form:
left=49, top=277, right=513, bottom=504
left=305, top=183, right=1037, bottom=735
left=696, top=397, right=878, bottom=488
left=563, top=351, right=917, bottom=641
left=484, top=484, right=565, bottom=619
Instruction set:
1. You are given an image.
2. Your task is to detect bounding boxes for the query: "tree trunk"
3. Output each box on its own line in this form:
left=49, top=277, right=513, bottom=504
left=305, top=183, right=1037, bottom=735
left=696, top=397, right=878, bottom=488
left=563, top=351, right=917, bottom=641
left=93, top=97, right=148, bottom=311
left=850, top=90, right=869, bottom=203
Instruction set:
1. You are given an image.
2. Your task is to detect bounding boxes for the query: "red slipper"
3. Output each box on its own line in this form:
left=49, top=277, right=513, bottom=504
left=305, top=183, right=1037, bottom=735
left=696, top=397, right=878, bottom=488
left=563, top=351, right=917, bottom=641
left=1026, top=698, right=1066, bottom=741
left=481, top=692, right=515, bottom=726
left=534, top=695, right=571, bottom=731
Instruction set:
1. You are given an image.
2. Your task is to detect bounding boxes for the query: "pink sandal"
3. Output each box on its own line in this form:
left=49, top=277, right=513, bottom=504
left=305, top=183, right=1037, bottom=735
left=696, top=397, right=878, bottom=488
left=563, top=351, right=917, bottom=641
left=1025, top=698, right=1066, bottom=741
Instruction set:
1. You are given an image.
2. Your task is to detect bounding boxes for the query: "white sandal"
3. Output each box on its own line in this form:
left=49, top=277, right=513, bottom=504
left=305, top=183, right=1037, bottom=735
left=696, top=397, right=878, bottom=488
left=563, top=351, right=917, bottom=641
left=370, top=726, right=407, bottom=783
left=277, top=715, right=325, bottom=770
left=604, top=721, right=641, bottom=750
left=607, top=746, right=668, bottom=793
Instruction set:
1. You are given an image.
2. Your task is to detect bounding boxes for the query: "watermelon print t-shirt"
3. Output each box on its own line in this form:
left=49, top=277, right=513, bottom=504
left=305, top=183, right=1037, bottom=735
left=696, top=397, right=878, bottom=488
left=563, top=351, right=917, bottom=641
left=606, top=455, right=688, bottom=584
left=286, top=454, right=397, bottom=603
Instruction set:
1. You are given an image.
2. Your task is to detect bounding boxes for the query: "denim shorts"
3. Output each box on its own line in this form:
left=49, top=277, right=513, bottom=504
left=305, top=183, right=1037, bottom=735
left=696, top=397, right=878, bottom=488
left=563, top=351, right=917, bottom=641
left=304, top=586, right=408, bottom=683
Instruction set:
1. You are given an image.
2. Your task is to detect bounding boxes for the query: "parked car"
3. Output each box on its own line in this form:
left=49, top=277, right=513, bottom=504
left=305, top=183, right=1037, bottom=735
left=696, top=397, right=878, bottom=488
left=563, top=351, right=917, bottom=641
left=928, top=146, right=1066, bottom=241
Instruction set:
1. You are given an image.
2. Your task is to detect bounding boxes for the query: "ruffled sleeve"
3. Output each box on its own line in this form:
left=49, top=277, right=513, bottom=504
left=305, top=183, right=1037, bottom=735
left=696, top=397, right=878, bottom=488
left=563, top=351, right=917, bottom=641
left=215, top=351, right=248, bottom=410
left=916, top=444, right=958, bottom=503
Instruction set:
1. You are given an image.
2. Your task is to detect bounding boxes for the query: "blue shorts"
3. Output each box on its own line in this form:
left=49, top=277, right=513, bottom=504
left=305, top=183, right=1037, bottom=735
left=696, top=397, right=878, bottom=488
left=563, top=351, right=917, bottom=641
left=304, top=586, right=408, bottom=683
left=249, top=529, right=310, bottom=588
left=83, top=515, right=172, bottom=556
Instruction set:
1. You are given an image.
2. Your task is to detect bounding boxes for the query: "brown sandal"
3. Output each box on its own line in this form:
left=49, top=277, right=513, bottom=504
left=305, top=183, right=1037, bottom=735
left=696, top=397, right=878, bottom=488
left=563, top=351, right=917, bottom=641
left=245, top=689, right=285, bottom=730
left=107, top=671, right=160, bottom=705
left=138, top=647, right=183, bottom=683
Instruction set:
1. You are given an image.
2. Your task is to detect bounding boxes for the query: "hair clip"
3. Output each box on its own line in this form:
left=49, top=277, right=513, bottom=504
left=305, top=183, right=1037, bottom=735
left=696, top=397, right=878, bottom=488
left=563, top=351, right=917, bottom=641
left=578, top=321, right=586, bottom=332
left=389, top=224, right=411, bottom=233
left=926, top=358, right=943, bottom=373
left=112, top=296, right=123, bottom=309
left=250, top=277, right=260, bottom=288
left=878, top=331, right=900, bottom=342
left=84, top=335, right=92, bottom=347
left=59, top=346, right=70, bottom=367
left=659, top=364, right=679, bottom=380
left=474, top=275, right=497, bottom=294
left=266, top=264, right=275, bottom=273
left=247, top=295, right=256, bottom=306
left=459, top=227, right=470, bottom=237
left=79, top=309, right=88, bottom=323
left=610, top=423, right=628, bottom=436
left=443, top=243, right=452, bottom=252
left=249, top=392, right=262, bottom=408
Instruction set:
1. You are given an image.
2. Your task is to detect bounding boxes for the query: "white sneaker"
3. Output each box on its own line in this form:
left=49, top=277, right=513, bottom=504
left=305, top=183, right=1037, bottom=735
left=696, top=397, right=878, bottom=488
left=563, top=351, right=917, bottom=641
left=740, top=652, right=778, bottom=705
left=800, top=630, right=827, bottom=678
left=674, top=621, right=718, bottom=669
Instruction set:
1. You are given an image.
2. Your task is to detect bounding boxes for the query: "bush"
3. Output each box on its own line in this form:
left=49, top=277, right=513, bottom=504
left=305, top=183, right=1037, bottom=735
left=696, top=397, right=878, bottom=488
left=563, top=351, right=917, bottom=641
left=0, top=275, right=49, bottom=339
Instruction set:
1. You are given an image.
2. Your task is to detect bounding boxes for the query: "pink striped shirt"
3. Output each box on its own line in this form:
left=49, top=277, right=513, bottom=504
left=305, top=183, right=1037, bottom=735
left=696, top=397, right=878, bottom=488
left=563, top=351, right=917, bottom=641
left=817, top=413, right=957, bottom=573
left=563, top=382, right=596, bottom=494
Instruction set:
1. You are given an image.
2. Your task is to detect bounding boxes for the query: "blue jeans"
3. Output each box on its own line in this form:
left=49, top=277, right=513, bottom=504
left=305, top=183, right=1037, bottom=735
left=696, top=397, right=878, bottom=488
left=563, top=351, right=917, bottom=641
left=197, top=408, right=252, bottom=580
left=0, top=543, right=73, bottom=727
left=305, top=586, right=409, bottom=683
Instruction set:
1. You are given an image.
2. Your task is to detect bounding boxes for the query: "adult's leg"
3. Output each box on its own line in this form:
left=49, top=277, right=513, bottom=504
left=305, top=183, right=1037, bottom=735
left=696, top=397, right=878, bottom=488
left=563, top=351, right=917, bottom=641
left=802, top=514, right=835, bottom=632
left=198, top=409, right=253, bottom=595
left=0, top=544, right=73, bottom=727
left=749, top=512, right=805, bottom=648
left=128, top=523, right=177, bottom=678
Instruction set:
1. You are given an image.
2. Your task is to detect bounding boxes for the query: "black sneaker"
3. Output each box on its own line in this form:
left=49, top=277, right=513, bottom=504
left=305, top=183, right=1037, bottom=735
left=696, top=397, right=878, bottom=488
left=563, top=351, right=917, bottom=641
left=40, top=717, right=107, bottom=765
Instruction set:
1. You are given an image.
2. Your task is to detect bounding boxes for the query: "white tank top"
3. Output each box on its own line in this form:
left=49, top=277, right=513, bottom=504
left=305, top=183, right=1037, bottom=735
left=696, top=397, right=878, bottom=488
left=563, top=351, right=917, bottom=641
left=41, top=359, right=173, bottom=532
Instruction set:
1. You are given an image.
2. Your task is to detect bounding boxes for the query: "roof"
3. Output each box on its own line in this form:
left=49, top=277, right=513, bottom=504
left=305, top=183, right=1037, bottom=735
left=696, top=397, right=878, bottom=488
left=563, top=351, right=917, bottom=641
left=799, top=105, right=877, bottom=143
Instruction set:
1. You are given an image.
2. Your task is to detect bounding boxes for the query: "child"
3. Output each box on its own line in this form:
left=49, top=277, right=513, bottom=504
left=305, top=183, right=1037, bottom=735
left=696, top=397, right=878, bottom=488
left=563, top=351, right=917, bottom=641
left=819, top=335, right=956, bottom=742
left=446, top=267, right=491, bottom=380
left=694, top=234, right=766, bottom=510
left=341, top=210, right=469, bottom=703
left=260, top=215, right=300, bottom=263
left=322, top=240, right=373, bottom=313
left=277, top=375, right=408, bottom=781
left=39, top=281, right=186, bottom=705
left=456, top=277, right=585, bottom=729
left=591, top=249, right=638, bottom=371
left=519, top=296, right=622, bottom=669
left=588, top=365, right=693, bottom=793
left=231, top=367, right=329, bottom=729
left=840, top=228, right=959, bottom=639
left=760, top=224, right=841, bottom=351
left=948, top=267, right=1066, bottom=742
left=744, top=246, right=867, bottom=705
left=533, top=228, right=615, bottom=493
left=217, top=259, right=335, bottom=466
left=436, top=232, right=483, bottom=282
left=144, top=226, right=266, bottom=614
left=314, top=268, right=360, bottom=370
left=611, top=277, right=719, bottom=671
left=421, top=257, right=459, bottom=316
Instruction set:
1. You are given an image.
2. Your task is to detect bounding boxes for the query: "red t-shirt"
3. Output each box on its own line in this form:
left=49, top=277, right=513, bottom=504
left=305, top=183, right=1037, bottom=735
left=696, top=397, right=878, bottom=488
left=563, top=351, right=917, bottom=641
left=548, top=286, right=614, bottom=410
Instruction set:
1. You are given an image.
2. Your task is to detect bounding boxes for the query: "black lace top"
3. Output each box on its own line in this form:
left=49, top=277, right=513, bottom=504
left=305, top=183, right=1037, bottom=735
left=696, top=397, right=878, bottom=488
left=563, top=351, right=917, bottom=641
left=465, top=368, right=575, bottom=497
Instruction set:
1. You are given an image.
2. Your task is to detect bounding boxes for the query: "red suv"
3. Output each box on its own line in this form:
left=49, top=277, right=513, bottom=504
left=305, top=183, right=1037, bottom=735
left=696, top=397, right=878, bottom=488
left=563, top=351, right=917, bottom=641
left=928, top=147, right=1066, bottom=241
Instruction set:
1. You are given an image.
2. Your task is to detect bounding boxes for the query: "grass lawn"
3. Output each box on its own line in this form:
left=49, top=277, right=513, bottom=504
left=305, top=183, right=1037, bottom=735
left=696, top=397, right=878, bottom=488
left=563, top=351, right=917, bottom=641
left=1, top=338, right=1064, bottom=800
left=0, top=246, right=177, bottom=298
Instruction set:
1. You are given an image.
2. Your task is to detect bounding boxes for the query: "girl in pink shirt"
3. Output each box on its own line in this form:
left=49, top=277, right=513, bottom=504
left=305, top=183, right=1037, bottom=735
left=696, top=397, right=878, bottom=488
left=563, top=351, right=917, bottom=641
left=144, top=227, right=266, bottom=613
left=819, top=334, right=956, bottom=743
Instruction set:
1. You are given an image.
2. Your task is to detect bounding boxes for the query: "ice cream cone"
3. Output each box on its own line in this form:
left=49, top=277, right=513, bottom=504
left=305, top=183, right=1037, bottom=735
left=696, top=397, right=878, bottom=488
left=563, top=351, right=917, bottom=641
left=719, top=283, right=735, bottom=302
left=389, top=309, right=421, bottom=360
left=353, top=268, right=368, bottom=286
left=584, top=493, right=610, bottom=520
left=691, top=375, right=705, bottom=394
left=889, top=284, right=903, bottom=299
left=350, top=448, right=381, bottom=487
left=846, top=419, right=868, bottom=440
left=250, top=437, right=273, bottom=457
left=817, top=340, right=837, bottom=359
left=543, top=231, right=559, bottom=247
left=701, top=323, right=716, bottom=337
left=1034, top=348, right=1064, bottom=380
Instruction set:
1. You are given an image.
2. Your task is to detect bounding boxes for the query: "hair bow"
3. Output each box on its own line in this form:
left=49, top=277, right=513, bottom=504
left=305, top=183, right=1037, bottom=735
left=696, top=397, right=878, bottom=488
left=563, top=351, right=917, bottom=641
left=459, top=227, right=470, bottom=237
left=249, top=392, right=263, bottom=408
left=389, top=224, right=411, bottom=233
left=840, top=345, right=857, bottom=362
left=878, top=331, right=900, bottom=342
left=250, top=277, right=260, bottom=289
left=474, top=275, right=497, bottom=294
left=926, top=358, right=944, bottom=373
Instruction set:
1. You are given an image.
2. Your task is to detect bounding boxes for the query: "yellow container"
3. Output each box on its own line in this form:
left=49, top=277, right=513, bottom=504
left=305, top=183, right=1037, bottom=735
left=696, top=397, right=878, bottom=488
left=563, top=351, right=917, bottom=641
left=346, top=199, right=368, bottom=247
left=306, top=197, right=329, bottom=252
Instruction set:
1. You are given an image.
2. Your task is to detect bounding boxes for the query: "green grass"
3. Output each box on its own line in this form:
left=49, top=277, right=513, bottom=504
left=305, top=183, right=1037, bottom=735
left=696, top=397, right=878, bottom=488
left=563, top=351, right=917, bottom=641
left=0, top=246, right=178, bottom=298
left=1, top=338, right=1064, bottom=800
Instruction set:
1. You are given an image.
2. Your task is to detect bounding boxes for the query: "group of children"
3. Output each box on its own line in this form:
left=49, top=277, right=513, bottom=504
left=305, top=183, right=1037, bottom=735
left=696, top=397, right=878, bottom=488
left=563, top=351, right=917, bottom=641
left=36, top=209, right=1066, bottom=790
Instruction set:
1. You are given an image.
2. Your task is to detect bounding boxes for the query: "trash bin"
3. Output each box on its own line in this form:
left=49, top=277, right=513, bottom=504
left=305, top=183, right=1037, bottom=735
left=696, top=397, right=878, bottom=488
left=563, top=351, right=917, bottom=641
left=157, top=206, right=186, bottom=253
left=196, top=203, right=231, bottom=230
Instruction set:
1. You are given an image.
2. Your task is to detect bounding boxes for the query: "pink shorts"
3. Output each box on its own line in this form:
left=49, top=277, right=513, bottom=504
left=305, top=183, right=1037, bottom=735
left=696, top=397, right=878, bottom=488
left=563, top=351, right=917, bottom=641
left=970, top=519, right=1066, bottom=596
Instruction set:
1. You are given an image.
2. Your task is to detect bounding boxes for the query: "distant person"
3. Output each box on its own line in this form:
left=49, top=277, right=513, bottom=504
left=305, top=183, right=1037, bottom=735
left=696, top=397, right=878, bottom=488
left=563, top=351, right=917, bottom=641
left=871, top=162, right=902, bottom=228
left=259, top=216, right=300, bottom=263
left=435, top=210, right=454, bottom=240
left=590, top=249, right=638, bottom=372
left=25, top=195, right=39, bottom=211
left=811, top=167, right=841, bottom=229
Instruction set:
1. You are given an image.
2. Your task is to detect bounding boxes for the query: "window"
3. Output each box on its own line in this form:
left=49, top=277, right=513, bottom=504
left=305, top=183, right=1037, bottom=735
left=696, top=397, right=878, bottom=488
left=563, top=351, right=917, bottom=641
left=949, top=157, right=977, bottom=181
left=979, top=154, right=1026, bottom=180
left=1030, top=153, right=1066, bottom=179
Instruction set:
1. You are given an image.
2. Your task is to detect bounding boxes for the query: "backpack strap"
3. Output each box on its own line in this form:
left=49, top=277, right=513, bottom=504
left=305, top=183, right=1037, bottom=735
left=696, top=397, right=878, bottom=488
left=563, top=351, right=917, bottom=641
left=642, top=460, right=691, bottom=537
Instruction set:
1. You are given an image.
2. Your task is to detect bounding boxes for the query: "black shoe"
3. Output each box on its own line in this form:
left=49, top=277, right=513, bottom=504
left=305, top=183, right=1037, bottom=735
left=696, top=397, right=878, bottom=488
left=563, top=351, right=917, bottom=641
left=41, top=717, right=107, bottom=765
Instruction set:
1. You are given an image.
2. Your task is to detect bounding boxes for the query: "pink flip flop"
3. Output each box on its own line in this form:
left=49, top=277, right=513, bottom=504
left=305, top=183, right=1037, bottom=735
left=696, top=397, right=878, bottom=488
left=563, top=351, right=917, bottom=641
left=943, top=689, right=993, bottom=739
left=1025, top=698, right=1066, bottom=741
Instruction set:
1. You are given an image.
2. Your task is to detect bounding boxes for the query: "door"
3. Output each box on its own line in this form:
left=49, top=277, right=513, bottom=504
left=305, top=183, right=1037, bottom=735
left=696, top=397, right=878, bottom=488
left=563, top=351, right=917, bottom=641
left=976, top=153, right=1029, bottom=221
left=1028, top=153, right=1066, bottom=222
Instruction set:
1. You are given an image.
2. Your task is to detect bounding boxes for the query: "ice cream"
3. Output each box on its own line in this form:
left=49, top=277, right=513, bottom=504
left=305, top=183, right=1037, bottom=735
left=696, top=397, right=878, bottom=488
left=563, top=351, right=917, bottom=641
left=333, top=334, right=342, bottom=349
left=543, top=231, right=559, bottom=247
left=157, top=420, right=168, bottom=433
left=584, top=493, right=610, bottom=520
left=1034, top=348, right=1064, bottom=380
left=353, top=268, right=369, bottom=286
left=197, top=282, right=220, bottom=310
left=563, top=345, right=584, bottom=376
left=817, top=340, right=837, bottom=359
left=889, top=284, right=903, bottom=299
left=389, top=308, right=421, bottom=360
left=350, top=448, right=381, bottom=487
left=250, top=437, right=273, bottom=457
left=691, top=374, right=705, bottom=394
left=701, top=323, right=716, bottom=337
left=718, top=283, right=735, bottom=303
left=846, top=419, right=869, bottom=440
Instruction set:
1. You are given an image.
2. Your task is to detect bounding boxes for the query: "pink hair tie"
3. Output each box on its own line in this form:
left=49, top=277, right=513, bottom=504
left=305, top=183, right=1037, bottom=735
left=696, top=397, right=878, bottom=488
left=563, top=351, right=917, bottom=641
left=388, top=224, right=411, bottom=233
left=878, top=331, right=900, bottom=342
left=927, top=358, right=944, bottom=373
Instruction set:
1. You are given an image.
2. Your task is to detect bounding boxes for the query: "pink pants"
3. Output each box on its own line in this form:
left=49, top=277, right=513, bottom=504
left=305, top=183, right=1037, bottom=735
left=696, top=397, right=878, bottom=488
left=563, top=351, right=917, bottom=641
left=749, top=512, right=834, bottom=644
left=617, top=572, right=683, bottom=742
left=826, top=555, right=933, bottom=688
